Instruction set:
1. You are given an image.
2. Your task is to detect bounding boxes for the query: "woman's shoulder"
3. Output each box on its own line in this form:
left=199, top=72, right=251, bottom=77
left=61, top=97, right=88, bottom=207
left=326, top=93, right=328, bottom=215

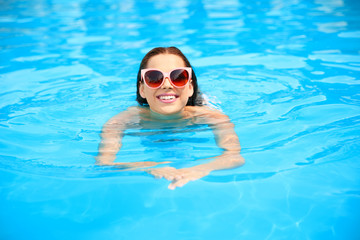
left=185, top=105, right=223, bottom=113
left=106, top=106, right=147, bottom=124
left=185, top=105, right=228, bottom=120
left=118, top=106, right=151, bottom=115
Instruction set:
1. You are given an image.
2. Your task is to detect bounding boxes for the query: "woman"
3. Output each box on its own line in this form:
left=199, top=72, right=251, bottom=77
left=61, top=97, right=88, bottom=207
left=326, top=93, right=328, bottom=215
left=96, top=46, right=244, bottom=189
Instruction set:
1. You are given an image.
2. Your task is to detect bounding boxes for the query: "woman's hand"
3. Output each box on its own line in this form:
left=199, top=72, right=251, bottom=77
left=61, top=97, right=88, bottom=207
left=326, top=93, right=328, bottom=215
left=147, top=166, right=210, bottom=190
left=146, top=152, right=244, bottom=189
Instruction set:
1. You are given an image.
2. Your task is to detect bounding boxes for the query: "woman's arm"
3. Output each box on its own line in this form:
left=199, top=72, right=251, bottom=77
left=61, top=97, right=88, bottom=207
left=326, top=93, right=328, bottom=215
left=96, top=107, right=170, bottom=168
left=95, top=109, right=130, bottom=165
left=188, top=107, right=244, bottom=171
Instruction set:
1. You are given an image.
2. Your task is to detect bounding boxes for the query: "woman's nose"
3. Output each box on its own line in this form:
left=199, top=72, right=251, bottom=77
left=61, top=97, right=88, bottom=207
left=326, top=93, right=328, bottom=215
left=161, top=77, right=173, bottom=88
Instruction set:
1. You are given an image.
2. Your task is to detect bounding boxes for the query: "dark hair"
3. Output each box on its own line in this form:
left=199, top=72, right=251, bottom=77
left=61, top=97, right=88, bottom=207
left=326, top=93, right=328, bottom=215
left=136, top=46, right=203, bottom=106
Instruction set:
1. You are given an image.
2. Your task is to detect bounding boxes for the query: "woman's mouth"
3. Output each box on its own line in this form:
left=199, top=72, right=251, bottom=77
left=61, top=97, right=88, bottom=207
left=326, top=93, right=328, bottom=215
left=157, top=94, right=179, bottom=103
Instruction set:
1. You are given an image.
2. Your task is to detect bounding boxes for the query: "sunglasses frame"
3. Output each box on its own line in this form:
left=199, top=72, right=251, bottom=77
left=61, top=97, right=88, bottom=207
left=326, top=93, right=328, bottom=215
left=141, top=67, right=192, bottom=89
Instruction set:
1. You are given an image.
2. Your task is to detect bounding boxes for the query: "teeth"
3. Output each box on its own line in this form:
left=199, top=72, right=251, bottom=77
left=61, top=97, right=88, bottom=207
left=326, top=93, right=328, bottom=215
left=159, top=95, right=175, bottom=100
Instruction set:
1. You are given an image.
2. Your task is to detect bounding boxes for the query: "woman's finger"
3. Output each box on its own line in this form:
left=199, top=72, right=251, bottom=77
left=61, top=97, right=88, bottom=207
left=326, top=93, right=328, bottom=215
left=168, top=178, right=191, bottom=190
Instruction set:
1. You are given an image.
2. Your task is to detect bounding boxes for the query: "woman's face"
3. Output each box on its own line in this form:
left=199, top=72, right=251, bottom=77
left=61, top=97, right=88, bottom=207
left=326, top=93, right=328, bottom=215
left=139, top=54, right=194, bottom=116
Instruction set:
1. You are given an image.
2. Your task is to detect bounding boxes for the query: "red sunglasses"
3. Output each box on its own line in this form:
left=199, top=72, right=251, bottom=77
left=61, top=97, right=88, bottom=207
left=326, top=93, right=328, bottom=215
left=141, top=67, right=192, bottom=89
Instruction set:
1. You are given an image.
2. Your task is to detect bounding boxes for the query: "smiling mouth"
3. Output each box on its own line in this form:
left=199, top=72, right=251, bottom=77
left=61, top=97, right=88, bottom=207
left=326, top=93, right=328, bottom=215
left=157, top=94, right=179, bottom=103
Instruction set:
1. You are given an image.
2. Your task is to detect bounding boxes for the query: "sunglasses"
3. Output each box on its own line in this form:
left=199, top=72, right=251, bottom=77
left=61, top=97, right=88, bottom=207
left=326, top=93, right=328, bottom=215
left=141, top=67, right=192, bottom=89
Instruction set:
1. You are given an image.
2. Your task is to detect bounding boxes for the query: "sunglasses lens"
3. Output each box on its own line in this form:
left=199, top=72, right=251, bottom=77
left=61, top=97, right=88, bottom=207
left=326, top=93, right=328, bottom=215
left=144, top=70, right=163, bottom=88
left=170, top=69, right=189, bottom=87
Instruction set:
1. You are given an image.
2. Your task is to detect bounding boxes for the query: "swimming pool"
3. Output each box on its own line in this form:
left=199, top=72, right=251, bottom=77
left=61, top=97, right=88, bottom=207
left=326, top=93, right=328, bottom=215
left=1, top=0, right=359, bottom=239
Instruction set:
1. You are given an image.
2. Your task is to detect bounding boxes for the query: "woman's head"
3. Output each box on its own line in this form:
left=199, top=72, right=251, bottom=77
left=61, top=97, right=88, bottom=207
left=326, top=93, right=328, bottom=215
left=136, top=47, right=203, bottom=114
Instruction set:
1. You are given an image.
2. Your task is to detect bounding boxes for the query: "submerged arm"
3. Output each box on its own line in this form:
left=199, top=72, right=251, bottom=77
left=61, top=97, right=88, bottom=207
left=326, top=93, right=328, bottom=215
left=206, top=110, right=244, bottom=168
left=96, top=111, right=128, bottom=165
left=96, top=107, right=170, bottom=168
left=185, top=108, right=244, bottom=171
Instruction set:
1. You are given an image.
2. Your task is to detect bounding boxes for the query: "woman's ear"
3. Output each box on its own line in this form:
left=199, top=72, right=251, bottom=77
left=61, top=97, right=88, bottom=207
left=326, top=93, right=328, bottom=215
left=139, top=82, right=146, bottom=99
left=188, top=80, right=194, bottom=97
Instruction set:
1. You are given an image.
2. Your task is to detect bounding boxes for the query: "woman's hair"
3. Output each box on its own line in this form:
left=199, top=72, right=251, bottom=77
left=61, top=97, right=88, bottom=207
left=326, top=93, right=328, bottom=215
left=136, top=46, right=203, bottom=106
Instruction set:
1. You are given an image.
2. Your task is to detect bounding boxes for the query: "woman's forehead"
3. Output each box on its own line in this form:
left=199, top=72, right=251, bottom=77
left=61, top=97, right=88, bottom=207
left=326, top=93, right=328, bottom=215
left=146, top=54, right=186, bottom=70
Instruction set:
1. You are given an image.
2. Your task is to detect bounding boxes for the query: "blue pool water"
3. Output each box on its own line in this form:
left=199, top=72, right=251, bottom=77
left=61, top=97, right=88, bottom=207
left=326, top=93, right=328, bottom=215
left=1, top=0, right=360, bottom=239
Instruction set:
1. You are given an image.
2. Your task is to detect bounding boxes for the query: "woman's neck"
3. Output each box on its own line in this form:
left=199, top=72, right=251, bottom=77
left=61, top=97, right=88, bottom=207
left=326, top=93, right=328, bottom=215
left=149, top=109, right=185, bottom=121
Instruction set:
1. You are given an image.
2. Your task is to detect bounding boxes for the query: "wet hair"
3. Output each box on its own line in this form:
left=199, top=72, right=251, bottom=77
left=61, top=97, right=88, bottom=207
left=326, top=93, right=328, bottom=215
left=136, top=46, right=203, bottom=106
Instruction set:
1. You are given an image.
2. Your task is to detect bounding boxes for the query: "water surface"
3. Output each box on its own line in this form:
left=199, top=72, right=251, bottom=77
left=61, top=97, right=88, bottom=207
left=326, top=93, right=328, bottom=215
left=1, top=0, right=360, bottom=239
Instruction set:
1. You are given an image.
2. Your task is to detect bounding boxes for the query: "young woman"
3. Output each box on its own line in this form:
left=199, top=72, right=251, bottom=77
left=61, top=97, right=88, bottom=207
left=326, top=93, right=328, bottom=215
left=96, top=47, right=244, bottom=189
